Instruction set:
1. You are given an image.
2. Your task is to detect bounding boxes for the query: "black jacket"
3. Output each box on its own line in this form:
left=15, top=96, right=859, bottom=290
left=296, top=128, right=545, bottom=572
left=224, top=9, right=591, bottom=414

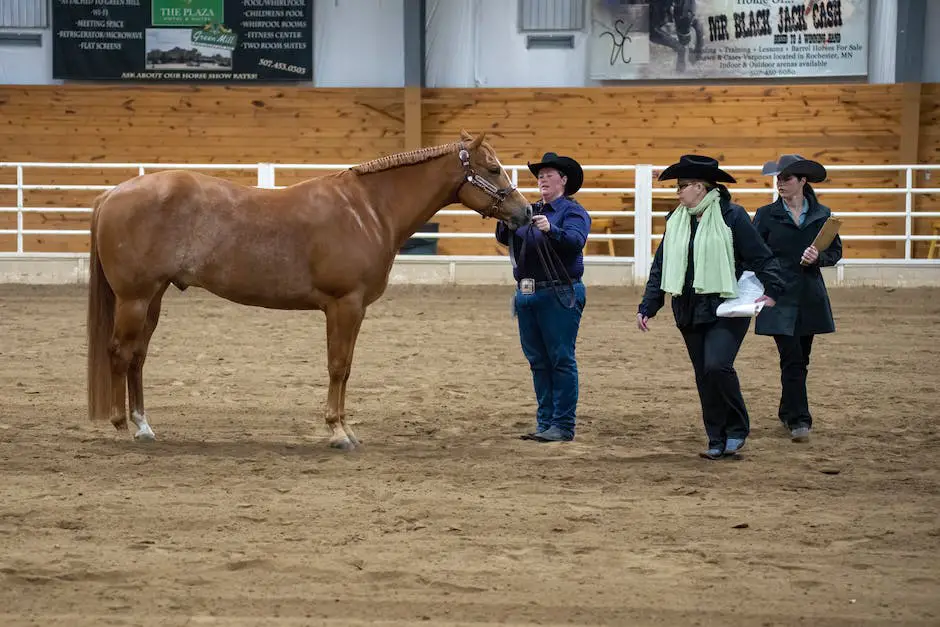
left=639, top=185, right=788, bottom=329
left=751, top=186, right=842, bottom=336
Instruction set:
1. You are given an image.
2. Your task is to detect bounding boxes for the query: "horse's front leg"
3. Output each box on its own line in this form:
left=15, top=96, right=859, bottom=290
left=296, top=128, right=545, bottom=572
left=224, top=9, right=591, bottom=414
left=338, top=373, right=361, bottom=447
left=324, top=294, right=366, bottom=450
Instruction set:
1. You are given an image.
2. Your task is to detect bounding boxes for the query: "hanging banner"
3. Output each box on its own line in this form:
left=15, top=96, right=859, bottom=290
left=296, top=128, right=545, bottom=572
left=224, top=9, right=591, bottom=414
left=52, top=0, right=312, bottom=82
left=588, top=0, right=868, bottom=80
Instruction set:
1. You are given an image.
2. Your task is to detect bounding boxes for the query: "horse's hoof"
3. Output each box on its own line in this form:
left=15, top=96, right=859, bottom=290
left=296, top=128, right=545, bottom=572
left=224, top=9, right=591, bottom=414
left=134, top=426, right=156, bottom=442
left=112, top=419, right=128, bottom=431
left=330, top=437, right=356, bottom=451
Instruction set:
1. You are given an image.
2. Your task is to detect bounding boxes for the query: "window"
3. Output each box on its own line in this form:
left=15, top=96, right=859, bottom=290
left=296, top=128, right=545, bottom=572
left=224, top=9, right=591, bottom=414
left=0, top=0, right=49, bottom=28
left=518, top=0, right=585, bottom=32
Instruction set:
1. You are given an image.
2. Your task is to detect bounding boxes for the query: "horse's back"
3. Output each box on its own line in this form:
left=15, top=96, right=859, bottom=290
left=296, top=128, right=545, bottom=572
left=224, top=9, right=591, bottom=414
left=93, top=169, right=367, bottom=309
left=101, top=169, right=251, bottom=208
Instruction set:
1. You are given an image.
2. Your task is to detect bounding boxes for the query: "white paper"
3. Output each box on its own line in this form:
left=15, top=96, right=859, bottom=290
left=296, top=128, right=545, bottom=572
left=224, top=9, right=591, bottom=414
left=717, top=271, right=766, bottom=318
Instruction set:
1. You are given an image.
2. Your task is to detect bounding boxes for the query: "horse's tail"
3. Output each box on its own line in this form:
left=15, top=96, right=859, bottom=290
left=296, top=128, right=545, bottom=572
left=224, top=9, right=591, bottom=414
left=87, top=192, right=114, bottom=422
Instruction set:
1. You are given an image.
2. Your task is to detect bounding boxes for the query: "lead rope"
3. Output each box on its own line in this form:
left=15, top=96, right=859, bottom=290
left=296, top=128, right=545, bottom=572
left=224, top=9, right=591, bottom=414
left=511, top=201, right=576, bottom=310
left=532, top=229, right=576, bottom=309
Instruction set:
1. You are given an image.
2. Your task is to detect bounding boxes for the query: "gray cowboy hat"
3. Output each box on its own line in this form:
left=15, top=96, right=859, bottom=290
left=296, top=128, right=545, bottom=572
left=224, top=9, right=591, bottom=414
left=658, top=154, right=737, bottom=184
left=761, top=154, right=827, bottom=183
left=527, top=152, right=584, bottom=196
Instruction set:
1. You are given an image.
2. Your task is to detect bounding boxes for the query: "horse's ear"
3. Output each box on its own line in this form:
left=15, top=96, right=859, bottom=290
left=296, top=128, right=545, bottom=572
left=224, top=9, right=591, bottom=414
left=469, top=132, right=486, bottom=150
left=459, top=129, right=473, bottom=142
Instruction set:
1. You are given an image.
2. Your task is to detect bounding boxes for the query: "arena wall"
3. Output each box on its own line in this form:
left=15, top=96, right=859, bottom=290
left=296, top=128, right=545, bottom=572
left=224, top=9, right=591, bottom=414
left=1, top=82, right=938, bottom=286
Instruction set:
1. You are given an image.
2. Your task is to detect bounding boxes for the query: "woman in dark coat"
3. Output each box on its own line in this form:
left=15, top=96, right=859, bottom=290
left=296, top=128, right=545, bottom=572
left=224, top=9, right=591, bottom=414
left=636, top=155, right=787, bottom=460
left=754, top=155, right=843, bottom=443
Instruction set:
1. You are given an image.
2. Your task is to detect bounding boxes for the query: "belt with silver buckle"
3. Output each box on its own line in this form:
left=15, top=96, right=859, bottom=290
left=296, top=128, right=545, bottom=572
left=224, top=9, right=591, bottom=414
left=518, top=279, right=569, bottom=294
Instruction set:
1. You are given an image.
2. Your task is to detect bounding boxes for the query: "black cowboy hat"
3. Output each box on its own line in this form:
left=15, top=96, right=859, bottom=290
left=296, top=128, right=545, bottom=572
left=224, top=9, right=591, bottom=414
left=527, top=152, right=584, bottom=196
left=761, top=154, right=827, bottom=183
left=658, top=154, right=736, bottom=184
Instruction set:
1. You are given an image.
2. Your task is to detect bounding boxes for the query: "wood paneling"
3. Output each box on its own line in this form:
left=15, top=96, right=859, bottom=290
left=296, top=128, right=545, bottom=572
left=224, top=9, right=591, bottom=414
left=424, top=85, right=916, bottom=259
left=915, top=84, right=940, bottom=259
left=918, top=84, right=940, bottom=164
left=422, top=86, right=904, bottom=164
left=0, top=83, right=936, bottom=257
left=0, top=85, right=405, bottom=163
left=0, top=85, right=404, bottom=253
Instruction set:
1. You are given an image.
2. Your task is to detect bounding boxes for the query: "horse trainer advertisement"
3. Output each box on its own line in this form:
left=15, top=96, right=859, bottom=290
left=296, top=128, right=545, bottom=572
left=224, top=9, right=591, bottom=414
left=589, top=0, right=868, bottom=80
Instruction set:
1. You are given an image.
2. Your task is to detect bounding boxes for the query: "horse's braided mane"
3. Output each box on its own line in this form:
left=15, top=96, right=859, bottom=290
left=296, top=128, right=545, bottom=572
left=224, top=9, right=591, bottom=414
left=350, top=141, right=462, bottom=175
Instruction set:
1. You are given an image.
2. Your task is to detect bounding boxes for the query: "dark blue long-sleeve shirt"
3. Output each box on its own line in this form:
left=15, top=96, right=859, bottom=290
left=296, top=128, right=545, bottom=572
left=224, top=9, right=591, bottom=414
left=495, top=196, right=591, bottom=283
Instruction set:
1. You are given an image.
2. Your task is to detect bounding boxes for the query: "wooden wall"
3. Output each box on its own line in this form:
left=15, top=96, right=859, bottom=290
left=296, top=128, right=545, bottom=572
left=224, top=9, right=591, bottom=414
left=0, top=86, right=405, bottom=254
left=0, top=83, right=936, bottom=258
left=917, top=83, right=940, bottom=260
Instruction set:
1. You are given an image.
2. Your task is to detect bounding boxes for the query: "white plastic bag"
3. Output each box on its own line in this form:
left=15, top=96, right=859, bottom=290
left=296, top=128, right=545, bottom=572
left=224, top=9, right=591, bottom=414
left=716, top=271, right=766, bottom=318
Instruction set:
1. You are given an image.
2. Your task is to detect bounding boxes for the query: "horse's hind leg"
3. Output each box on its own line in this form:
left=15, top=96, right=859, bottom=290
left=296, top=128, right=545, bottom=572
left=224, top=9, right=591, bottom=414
left=126, top=285, right=168, bottom=441
left=324, top=294, right=365, bottom=450
left=109, top=295, right=154, bottom=439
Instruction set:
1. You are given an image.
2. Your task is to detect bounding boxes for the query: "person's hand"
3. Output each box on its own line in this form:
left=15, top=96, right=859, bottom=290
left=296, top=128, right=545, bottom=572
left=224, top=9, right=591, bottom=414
left=531, top=215, right=551, bottom=233
left=801, top=245, right=819, bottom=265
left=636, top=313, right=650, bottom=332
left=755, top=295, right=776, bottom=308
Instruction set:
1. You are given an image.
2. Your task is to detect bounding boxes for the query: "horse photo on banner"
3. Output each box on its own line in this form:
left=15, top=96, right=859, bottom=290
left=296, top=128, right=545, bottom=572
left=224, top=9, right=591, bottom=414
left=588, top=0, right=869, bottom=80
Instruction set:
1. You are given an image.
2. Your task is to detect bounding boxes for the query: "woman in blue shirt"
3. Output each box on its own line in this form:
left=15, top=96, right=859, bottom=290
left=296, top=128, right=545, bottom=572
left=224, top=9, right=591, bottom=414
left=496, top=152, right=591, bottom=443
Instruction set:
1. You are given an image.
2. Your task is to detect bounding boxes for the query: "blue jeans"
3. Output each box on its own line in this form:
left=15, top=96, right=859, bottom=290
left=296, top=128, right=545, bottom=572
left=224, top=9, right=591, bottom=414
left=514, top=281, right=586, bottom=437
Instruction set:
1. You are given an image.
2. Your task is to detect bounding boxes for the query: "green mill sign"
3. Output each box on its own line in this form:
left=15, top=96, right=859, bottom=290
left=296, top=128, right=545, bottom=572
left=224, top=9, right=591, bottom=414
left=191, top=24, right=237, bottom=50
left=152, top=0, right=236, bottom=51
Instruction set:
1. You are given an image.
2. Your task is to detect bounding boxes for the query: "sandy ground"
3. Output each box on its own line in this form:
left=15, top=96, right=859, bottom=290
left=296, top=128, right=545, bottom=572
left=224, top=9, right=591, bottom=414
left=0, top=283, right=938, bottom=626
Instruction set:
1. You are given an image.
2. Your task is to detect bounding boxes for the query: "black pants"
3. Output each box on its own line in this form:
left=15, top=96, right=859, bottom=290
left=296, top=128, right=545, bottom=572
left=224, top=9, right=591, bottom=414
left=772, top=334, right=815, bottom=429
left=680, top=317, right=751, bottom=450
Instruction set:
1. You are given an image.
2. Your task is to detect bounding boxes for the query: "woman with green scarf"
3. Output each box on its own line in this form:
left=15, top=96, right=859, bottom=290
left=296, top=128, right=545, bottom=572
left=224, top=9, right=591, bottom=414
left=636, top=155, right=787, bottom=460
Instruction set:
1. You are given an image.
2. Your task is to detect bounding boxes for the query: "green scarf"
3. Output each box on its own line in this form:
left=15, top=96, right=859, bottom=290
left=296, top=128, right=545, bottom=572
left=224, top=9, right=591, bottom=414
left=660, top=188, right=737, bottom=298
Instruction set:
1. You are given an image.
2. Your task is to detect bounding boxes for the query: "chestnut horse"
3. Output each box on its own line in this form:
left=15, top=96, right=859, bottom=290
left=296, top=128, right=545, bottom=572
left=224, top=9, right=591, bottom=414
left=86, top=130, right=531, bottom=450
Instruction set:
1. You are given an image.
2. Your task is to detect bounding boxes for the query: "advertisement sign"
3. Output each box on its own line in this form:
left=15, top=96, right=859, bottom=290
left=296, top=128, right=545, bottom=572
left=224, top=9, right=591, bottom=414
left=589, top=0, right=868, bottom=80
left=52, top=0, right=312, bottom=82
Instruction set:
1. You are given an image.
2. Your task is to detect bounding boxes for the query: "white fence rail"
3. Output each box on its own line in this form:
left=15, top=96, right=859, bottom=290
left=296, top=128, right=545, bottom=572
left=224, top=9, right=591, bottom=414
left=1, top=161, right=939, bottom=283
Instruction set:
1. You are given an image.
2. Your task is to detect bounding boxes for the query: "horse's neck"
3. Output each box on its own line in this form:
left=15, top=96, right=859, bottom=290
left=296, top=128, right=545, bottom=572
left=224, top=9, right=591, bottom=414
left=358, top=156, right=460, bottom=249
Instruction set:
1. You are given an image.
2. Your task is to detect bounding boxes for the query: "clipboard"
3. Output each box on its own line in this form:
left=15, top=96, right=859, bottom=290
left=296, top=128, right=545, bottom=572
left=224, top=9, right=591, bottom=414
left=801, top=217, right=842, bottom=266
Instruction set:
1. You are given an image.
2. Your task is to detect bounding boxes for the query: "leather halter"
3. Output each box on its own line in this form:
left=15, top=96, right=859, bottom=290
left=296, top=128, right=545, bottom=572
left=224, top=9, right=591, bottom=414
left=456, top=144, right=517, bottom=218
